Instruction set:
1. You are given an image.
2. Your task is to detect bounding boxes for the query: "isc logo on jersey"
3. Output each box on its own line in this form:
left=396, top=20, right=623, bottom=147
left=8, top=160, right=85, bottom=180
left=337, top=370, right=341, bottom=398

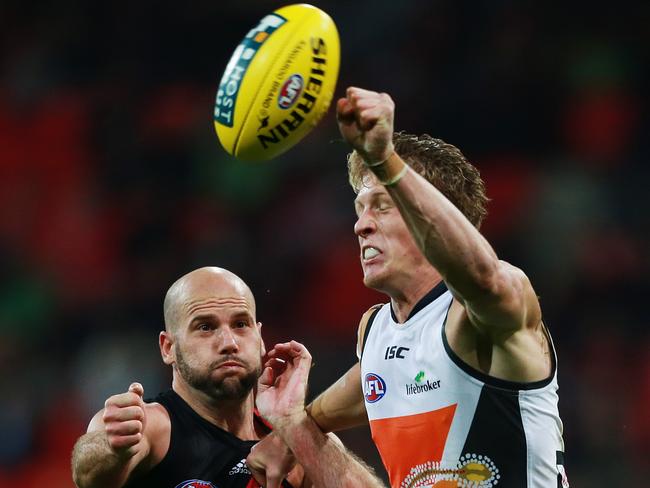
left=175, top=480, right=215, bottom=488
left=364, top=373, right=387, bottom=403
left=278, top=74, right=304, bottom=109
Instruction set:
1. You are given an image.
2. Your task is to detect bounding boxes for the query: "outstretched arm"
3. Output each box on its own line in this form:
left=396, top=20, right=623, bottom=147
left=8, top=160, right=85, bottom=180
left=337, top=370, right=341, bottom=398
left=337, top=87, right=540, bottom=334
left=307, top=304, right=378, bottom=432
left=254, top=341, right=386, bottom=488
left=307, top=362, right=367, bottom=432
left=72, top=383, right=159, bottom=488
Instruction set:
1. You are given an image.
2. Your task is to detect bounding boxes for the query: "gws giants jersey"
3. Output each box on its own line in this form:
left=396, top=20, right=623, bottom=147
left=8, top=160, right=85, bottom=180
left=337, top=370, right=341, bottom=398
left=359, top=282, right=568, bottom=488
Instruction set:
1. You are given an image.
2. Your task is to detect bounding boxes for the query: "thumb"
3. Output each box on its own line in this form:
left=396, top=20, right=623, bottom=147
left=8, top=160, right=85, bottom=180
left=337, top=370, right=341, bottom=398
left=129, top=382, right=144, bottom=398
left=259, top=366, right=275, bottom=389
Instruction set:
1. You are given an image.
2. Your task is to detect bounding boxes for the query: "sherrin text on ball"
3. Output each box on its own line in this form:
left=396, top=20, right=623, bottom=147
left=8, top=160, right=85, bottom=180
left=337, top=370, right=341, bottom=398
left=214, top=4, right=340, bottom=161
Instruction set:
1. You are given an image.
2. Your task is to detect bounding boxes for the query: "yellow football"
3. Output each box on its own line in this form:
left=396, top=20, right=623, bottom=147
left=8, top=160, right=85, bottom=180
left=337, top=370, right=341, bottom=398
left=213, top=4, right=340, bottom=161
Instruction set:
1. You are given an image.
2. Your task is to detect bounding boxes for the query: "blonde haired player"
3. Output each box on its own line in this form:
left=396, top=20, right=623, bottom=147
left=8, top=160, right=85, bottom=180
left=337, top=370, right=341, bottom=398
left=251, top=87, right=568, bottom=488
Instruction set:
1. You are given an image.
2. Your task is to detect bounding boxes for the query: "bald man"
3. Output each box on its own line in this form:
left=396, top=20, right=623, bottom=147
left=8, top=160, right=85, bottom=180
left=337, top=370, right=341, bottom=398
left=72, top=267, right=385, bottom=488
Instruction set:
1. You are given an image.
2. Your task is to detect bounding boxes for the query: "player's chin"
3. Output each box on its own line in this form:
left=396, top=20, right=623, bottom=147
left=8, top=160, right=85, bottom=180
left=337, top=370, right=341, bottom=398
left=211, top=366, right=247, bottom=382
left=212, top=363, right=261, bottom=382
left=362, top=269, right=385, bottom=291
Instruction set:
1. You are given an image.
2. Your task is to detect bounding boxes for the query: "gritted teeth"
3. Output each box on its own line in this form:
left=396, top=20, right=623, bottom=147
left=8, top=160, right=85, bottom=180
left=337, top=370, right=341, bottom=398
left=363, top=247, right=380, bottom=260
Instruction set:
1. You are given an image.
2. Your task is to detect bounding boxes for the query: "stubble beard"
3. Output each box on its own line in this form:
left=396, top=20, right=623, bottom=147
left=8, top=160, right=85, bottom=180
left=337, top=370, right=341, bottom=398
left=175, top=346, right=261, bottom=402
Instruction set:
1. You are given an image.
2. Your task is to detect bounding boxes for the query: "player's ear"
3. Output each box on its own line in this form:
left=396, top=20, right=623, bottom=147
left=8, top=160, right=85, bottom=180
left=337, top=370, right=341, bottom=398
left=159, top=330, right=175, bottom=365
left=257, top=322, right=266, bottom=357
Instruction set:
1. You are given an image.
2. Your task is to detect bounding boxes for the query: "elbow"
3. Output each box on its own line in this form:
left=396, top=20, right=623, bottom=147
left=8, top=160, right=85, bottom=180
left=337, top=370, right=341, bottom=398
left=71, top=451, right=83, bottom=488
left=71, top=462, right=95, bottom=488
left=468, top=259, right=503, bottom=298
left=72, top=470, right=85, bottom=488
left=470, top=261, right=523, bottom=304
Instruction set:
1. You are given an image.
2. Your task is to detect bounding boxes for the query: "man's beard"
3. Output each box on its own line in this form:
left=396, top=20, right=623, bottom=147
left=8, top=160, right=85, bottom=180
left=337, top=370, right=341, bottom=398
left=175, top=346, right=261, bottom=401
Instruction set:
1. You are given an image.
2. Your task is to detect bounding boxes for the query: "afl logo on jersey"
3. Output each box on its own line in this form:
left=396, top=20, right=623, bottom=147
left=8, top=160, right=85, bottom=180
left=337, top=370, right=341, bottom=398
left=175, top=480, right=215, bottom=488
left=364, top=372, right=387, bottom=403
left=278, top=74, right=304, bottom=109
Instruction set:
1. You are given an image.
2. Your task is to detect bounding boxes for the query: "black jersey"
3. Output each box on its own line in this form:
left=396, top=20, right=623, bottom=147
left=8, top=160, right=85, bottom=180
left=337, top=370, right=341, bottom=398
left=123, top=389, right=291, bottom=488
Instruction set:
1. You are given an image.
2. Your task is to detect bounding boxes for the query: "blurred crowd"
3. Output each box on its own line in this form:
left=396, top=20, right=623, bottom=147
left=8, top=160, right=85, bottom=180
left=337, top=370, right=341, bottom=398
left=0, top=1, right=648, bottom=486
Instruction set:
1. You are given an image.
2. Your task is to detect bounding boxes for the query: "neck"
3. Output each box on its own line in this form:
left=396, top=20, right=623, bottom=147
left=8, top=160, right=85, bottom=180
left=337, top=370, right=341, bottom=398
left=172, top=376, right=258, bottom=441
left=388, top=271, right=443, bottom=323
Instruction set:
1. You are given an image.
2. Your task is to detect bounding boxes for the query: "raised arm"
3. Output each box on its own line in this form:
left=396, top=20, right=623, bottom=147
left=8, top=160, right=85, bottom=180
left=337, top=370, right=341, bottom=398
left=337, top=87, right=540, bottom=333
left=72, top=383, right=163, bottom=488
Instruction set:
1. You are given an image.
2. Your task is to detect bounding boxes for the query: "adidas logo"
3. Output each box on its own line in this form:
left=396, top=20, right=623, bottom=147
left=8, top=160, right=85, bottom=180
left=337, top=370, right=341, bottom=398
left=229, top=458, right=251, bottom=476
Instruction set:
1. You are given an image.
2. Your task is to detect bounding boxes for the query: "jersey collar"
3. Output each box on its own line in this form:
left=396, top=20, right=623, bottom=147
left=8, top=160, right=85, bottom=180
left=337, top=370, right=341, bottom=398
left=390, top=280, right=448, bottom=323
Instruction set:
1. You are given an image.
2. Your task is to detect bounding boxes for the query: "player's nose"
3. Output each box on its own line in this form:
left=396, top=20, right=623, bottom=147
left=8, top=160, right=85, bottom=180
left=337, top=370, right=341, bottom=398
left=218, top=327, right=240, bottom=353
left=354, top=210, right=376, bottom=238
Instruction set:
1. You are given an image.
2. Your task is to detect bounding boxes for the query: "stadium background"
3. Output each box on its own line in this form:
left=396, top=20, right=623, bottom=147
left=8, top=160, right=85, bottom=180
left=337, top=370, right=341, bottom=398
left=0, top=0, right=648, bottom=486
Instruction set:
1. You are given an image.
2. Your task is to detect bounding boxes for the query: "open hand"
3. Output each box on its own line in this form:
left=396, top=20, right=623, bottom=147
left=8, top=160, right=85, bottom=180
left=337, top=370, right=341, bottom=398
left=255, top=341, right=312, bottom=428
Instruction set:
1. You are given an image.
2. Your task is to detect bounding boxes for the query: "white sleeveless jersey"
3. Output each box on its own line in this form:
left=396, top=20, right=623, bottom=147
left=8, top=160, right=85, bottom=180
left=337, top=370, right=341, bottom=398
left=359, top=283, right=568, bottom=488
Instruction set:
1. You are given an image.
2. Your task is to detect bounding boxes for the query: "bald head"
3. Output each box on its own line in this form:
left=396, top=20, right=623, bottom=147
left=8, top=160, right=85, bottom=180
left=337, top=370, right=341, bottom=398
left=163, top=267, right=256, bottom=333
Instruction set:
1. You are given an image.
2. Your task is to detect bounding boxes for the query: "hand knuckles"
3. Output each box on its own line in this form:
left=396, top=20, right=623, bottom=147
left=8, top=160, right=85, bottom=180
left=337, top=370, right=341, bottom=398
left=110, top=436, right=135, bottom=450
left=107, top=437, right=121, bottom=449
left=133, top=407, right=145, bottom=421
left=128, top=420, right=143, bottom=434
left=102, top=409, right=112, bottom=422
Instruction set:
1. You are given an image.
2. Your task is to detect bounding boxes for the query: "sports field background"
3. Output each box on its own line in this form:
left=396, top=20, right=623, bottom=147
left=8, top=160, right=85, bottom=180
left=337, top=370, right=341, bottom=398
left=0, top=1, right=648, bottom=486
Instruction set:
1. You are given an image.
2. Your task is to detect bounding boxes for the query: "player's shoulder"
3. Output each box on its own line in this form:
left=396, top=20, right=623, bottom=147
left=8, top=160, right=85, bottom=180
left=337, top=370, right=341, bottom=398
left=144, top=401, right=170, bottom=423
left=356, top=304, right=385, bottom=358
left=141, top=402, right=171, bottom=465
left=497, top=260, right=533, bottom=284
left=141, top=401, right=171, bottom=443
left=357, top=303, right=384, bottom=334
left=359, top=303, right=384, bottom=324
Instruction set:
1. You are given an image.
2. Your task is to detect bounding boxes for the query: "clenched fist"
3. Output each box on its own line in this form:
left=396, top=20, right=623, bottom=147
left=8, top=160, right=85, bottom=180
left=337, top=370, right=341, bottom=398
left=336, top=87, right=395, bottom=165
left=102, top=382, right=147, bottom=459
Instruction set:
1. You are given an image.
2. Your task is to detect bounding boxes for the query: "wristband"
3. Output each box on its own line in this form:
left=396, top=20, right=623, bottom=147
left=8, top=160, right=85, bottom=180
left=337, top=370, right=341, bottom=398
left=366, top=152, right=408, bottom=186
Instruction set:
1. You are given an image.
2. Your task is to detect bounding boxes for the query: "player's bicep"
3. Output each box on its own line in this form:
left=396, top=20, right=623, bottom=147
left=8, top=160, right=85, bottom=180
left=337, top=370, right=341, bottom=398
left=308, top=363, right=367, bottom=432
left=462, top=262, right=541, bottom=336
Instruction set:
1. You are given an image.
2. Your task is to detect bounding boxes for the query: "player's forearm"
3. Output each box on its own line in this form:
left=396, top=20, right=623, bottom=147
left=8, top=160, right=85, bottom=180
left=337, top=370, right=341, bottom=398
left=306, top=363, right=367, bottom=432
left=384, top=156, right=501, bottom=301
left=72, top=431, right=132, bottom=488
left=275, top=414, right=385, bottom=488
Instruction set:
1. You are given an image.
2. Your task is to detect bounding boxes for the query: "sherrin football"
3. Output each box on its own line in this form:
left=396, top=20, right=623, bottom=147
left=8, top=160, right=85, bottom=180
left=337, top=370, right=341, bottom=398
left=213, top=4, right=340, bottom=161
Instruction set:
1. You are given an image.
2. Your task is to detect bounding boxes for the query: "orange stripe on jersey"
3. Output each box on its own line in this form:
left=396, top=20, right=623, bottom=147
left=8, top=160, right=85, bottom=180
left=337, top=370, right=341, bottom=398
left=369, top=404, right=457, bottom=487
